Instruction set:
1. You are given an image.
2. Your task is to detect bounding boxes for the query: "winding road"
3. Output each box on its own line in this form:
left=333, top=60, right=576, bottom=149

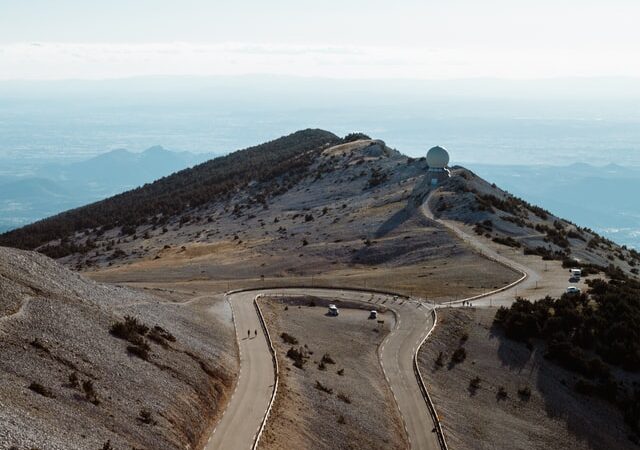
left=207, top=288, right=441, bottom=450
left=206, top=193, right=549, bottom=450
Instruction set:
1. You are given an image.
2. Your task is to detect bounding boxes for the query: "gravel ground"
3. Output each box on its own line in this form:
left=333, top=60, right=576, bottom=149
left=418, top=308, right=638, bottom=450
left=259, top=295, right=408, bottom=450
left=0, top=246, right=236, bottom=450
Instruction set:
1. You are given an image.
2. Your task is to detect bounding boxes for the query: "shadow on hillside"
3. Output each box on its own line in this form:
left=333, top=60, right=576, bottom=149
left=374, top=207, right=412, bottom=238
left=491, top=321, right=633, bottom=449
left=489, top=324, right=531, bottom=373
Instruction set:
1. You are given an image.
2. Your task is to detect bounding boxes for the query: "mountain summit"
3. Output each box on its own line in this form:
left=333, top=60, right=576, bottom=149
left=1, top=129, right=636, bottom=283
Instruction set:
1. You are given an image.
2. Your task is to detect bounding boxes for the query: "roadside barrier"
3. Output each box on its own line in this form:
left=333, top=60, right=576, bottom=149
left=251, top=294, right=279, bottom=450
left=413, top=308, right=449, bottom=450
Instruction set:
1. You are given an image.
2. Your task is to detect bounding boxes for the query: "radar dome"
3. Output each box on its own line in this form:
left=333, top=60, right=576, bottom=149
left=426, top=146, right=450, bottom=169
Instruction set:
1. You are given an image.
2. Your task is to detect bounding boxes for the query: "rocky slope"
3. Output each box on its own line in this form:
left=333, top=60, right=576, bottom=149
left=0, top=246, right=235, bottom=450
left=2, top=131, right=635, bottom=287
left=423, top=166, right=639, bottom=277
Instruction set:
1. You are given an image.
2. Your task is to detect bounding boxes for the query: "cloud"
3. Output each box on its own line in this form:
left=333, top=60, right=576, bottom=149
left=1, top=42, right=639, bottom=80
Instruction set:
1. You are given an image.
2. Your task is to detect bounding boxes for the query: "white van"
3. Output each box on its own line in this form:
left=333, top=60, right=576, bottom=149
left=570, top=268, right=582, bottom=280
left=328, top=304, right=339, bottom=316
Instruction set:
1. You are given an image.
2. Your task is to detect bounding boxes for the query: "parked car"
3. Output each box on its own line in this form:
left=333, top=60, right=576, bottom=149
left=369, top=310, right=378, bottom=319
left=566, top=286, right=581, bottom=295
left=569, top=268, right=582, bottom=281
left=328, top=304, right=339, bottom=316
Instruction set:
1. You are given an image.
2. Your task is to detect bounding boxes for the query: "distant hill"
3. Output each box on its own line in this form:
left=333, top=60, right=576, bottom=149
left=0, top=129, right=340, bottom=251
left=0, top=146, right=215, bottom=233
left=40, top=145, right=212, bottom=188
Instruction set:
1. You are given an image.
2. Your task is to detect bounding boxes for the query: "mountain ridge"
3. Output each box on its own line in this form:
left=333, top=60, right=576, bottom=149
left=1, top=130, right=637, bottom=281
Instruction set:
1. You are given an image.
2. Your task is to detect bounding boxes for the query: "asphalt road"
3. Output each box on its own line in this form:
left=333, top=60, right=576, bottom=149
left=206, top=195, right=549, bottom=450
left=205, top=291, right=275, bottom=450
left=207, top=287, right=441, bottom=450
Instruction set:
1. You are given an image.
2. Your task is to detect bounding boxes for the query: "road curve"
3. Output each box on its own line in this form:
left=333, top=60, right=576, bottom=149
left=207, top=194, right=544, bottom=450
left=207, top=287, right=441, bottom=450
left=420, top=196, right=537, bottom=308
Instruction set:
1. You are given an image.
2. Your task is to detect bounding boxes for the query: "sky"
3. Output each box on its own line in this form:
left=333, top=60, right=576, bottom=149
left=2, top=0, right=640, bottom=80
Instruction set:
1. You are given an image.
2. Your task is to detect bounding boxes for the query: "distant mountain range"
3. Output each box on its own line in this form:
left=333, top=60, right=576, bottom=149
left=0, top=146, right=213, bottom=231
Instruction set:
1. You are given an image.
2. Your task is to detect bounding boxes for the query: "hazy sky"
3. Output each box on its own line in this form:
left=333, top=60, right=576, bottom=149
left=1, top=0, right=640, bottom=80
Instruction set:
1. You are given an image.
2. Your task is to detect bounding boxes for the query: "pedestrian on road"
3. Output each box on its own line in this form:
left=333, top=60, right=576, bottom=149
left=247, top=329, right=250, bottom=338
left=254, top=329, right=258, bottom=337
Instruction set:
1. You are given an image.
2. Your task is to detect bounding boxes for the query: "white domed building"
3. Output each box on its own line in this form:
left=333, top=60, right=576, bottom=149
left=425, top=146, right=451, bottom=186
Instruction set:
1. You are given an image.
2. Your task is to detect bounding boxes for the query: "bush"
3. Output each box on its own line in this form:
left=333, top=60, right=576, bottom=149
left=451, top=347, right=467, bottom=364
left=315, top=380, right=333, bottom=394
left=30, top=338, right=49, bottom=352
left=127, top=344, right=150, bottom=361
left=68, top=372, right=79, bottom=388
left=337, top=392, right=352, bottom=404
left=82, top=380, right=100, bottom=405
left=492, top=236, right=522, bottom=248
left=469, top=376, right=481, bottom=392
left=497, top=386, right=508, bottom=400
left=517, top=386, right=531, bottom=400
left=337, top=368, right=345, bottom=376
left=321, top=353, right=336, bottom=365
left=148, top=325, right=176, bottom=347
left=29, top=382, right=55, bottom=398
left=280, top=332, right=298, bottom=345
left=343, top=132, right=371, bottom=142
left=138, top=408, right=157, bottom=425
left=287, top=347, right=308, bottom=369
left=110, top=316, right=149, bottom=342
left=435, top=351, right=445, bottom=368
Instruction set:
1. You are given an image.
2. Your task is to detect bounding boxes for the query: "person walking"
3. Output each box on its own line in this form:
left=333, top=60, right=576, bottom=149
left=247, top=329, right=250, bottom=338
left=254, top=329, right=258, bottom=337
